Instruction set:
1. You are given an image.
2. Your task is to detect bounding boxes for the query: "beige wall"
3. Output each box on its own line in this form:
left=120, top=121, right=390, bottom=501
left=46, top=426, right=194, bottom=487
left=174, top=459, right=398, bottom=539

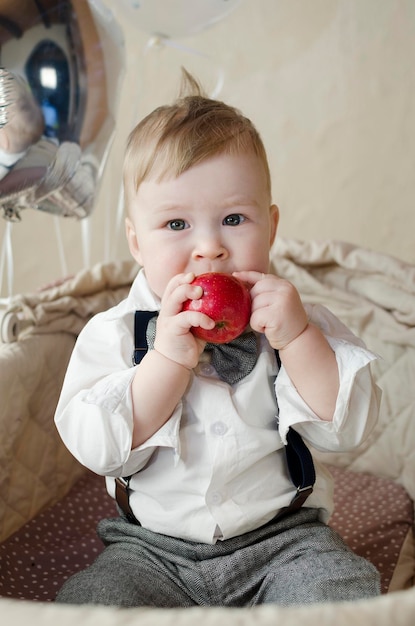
left=1, top=0, right=414, bottom=297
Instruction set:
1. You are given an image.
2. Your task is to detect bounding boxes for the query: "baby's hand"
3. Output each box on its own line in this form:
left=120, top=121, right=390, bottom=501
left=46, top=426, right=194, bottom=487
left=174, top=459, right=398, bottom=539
left=154, top=273, right=215, bottom=369
left=233, top=271, right=308, bottom=350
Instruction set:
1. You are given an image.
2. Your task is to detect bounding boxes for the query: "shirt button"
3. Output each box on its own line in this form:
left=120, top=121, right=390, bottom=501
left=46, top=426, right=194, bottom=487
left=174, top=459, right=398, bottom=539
left=210, top=491, right=223, bottom=505
left=200, top=364, right=215, bottom=376
left=211, top=421, right=228, bottom=436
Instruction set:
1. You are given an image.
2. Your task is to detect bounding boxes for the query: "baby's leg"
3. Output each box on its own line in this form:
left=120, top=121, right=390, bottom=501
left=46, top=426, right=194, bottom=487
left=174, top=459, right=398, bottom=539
left=253, top=517, right=380, bottom=605
left=55, top=518, right=196, bottom=607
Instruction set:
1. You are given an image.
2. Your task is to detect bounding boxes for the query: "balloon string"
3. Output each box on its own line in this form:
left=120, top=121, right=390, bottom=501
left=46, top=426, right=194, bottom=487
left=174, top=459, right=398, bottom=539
left=144, top=35, right=225, bottom=98
left=53, top=216, right=68, bottom=277
left=112, top=185, right=125, bottom=260
left=99, top=127, right=118, bottom=263
left=0, top=221, right=14, bottom=301
left=104, top=191, right=111, bottom=262
left=81, top=218, right=91, bottom=269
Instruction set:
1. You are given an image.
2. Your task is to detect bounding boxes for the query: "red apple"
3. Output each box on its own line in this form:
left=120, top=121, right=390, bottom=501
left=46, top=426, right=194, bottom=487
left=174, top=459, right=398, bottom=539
left=182, top=272, right=251, bottom=344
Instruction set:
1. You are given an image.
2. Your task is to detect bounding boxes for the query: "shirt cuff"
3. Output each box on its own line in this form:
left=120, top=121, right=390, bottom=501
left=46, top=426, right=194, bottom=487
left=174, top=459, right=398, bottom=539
left=276, top=335, right=379, bottom=449
left=84, top=368, right=182, bottom=475
left=134, top=402, right=182, bottom=454
left=119, top=405, right=182, bottom=476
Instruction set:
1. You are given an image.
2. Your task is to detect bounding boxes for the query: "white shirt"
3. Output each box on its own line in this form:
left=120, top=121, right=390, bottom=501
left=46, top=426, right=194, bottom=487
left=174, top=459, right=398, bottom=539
left=54, top=269, right=381, bottom=544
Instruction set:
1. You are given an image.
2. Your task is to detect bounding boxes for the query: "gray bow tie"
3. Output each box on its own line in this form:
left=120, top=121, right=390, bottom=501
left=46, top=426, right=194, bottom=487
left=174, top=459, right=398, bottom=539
left=146, top=315, right=258, bottom=385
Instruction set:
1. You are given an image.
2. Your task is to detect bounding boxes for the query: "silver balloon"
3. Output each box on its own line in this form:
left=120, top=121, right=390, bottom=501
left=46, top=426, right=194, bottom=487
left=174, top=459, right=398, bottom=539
left=0, top=0, right=124, bottom=222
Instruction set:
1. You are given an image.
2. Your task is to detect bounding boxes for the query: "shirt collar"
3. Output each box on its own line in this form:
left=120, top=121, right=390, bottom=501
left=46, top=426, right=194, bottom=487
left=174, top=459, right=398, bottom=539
left=128, top=268, right=161, bottom=312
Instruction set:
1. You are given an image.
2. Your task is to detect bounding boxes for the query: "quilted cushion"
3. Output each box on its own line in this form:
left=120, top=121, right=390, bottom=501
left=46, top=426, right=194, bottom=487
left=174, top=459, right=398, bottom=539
left=0, top=334, right=85, bottom=543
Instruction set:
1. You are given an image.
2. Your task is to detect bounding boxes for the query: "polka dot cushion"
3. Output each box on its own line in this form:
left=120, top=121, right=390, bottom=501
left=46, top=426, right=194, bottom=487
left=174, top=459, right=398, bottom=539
left=328, top=465, right=414, bottom=593
left=0, top=472, right=117, bottom=602
left=0, top=466, right=413, bottom=601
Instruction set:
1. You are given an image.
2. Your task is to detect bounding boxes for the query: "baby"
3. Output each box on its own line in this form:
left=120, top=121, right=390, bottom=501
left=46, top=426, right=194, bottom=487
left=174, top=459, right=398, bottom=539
left=54, top=71, right=381, bottom=607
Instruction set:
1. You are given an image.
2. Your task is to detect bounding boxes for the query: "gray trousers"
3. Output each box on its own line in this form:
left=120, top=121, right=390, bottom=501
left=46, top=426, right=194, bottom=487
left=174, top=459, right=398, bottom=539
left=56, top=508, right=380, bottom=607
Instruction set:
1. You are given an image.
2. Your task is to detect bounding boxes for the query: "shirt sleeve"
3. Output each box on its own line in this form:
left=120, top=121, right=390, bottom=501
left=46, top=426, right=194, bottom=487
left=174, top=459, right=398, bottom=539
left=275, top=303, right=382, bottom=451
left=54, top=309, right=182, bottom=477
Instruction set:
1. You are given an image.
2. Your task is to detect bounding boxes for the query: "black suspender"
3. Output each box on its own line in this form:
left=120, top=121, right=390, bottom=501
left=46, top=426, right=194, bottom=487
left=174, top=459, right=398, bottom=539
left=132, top=310, right=156, bottom=366
left=115, top=311, right=316, bottom=524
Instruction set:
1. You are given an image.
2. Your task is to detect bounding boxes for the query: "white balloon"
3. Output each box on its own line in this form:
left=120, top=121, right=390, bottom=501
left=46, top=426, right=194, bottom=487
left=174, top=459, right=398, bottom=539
left=118, top=0, right=242, bottom=38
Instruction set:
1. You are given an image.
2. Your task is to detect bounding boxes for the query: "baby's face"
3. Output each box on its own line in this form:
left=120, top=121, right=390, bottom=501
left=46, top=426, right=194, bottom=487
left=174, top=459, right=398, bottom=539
left=125, top=151, right=278, bottom=299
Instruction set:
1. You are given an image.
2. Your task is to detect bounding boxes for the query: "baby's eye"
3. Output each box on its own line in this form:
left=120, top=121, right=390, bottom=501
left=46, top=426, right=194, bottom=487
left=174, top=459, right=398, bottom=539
left=167, top=219, right=188, bottom=231
left=223, top=214, right=246, bottom=226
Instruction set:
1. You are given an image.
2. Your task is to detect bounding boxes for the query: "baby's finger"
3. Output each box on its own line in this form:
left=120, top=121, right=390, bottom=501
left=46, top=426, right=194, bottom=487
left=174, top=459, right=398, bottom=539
left=232, top=270, right=265, bottom=287
left=162, top=272, right=194, bottom=299
left=177, top=311, right=215, bottom=338
left=162, top=273, right=202, bottom=316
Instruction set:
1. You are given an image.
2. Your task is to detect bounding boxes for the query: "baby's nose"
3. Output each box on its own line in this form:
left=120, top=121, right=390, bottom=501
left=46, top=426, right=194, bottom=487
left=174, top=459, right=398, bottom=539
left=192, top=237, right=228, bottom=260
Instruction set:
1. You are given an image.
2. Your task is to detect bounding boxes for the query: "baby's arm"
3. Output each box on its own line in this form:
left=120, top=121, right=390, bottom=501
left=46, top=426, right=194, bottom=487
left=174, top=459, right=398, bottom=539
left=234, top=270, right=339, bottom=422
left=130, top=272, right=214, bottom=447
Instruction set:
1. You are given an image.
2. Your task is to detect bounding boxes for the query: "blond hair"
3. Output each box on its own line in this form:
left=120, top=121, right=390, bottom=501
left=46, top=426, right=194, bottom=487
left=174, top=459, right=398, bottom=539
left=123, top=71, right=271, bottom=210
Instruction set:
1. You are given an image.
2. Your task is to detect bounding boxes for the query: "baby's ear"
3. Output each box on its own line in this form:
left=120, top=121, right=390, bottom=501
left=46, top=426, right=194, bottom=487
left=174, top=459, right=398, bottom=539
left=269, top=204, right=279, bottom=246
left=125, top=217, right=143, bottom=265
